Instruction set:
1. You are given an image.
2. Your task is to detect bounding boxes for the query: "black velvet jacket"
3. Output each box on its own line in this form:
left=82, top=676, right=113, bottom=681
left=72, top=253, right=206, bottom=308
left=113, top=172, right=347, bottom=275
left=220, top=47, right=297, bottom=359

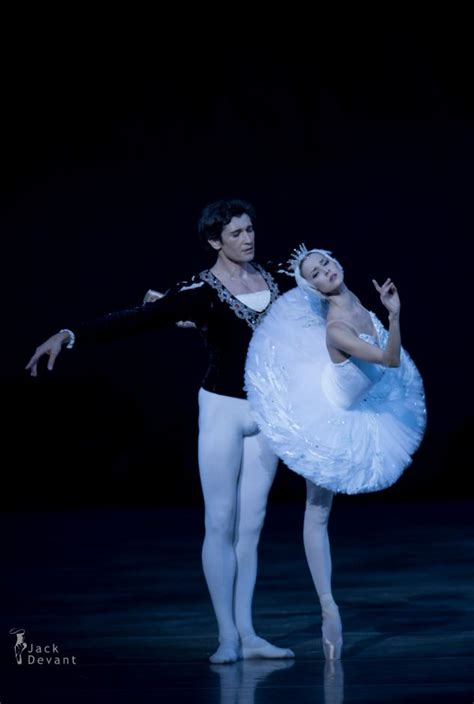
left=74, top=261, right=294, bottom=399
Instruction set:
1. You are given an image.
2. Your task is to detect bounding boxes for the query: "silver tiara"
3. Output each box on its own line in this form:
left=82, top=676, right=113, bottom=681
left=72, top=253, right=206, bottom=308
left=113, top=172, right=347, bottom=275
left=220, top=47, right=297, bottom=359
left=288, top=243, right=333, bottom=272
left=287, top=243, right=309, bottom=272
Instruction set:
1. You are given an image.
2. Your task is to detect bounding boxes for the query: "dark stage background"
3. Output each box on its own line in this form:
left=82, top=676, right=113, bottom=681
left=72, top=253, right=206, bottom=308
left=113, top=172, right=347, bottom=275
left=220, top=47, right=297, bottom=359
left=2, top=17, right=471, bottom=510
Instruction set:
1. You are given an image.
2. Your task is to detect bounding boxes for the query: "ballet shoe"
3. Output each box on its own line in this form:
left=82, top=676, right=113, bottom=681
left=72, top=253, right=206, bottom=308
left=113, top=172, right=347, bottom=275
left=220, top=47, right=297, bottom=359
left=209, top=639, right=241, bottom=664
left=321, top=598, right=343, bottom=661
left=241, top=635, right=295, bottom=660
left=322, top=635, right=343, bottom=661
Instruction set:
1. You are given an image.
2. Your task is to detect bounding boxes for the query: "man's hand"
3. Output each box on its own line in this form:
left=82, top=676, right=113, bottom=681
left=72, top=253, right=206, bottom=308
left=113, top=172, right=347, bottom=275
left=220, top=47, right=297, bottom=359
left=25, top=331, right=70, bottom=376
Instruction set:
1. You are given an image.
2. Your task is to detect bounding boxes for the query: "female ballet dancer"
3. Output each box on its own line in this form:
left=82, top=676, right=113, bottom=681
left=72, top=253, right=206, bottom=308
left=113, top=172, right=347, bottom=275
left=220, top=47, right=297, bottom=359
left=245, top=244, right=427, bottom=660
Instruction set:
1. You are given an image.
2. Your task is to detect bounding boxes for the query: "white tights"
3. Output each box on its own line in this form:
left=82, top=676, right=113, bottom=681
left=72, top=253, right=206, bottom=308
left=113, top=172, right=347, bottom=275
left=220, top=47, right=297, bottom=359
left=303, top=481, right=334, bottom=598
left=304, top=481, right=342, bottom=651
left=198, top=388, right=293, bottom=662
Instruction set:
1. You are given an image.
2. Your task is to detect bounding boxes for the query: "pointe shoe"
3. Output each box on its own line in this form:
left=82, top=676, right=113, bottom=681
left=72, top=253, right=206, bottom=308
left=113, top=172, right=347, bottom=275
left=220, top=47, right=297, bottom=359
left=321, top=599, right=343, bottom=661
left=322, top=635, right=342, bottom=661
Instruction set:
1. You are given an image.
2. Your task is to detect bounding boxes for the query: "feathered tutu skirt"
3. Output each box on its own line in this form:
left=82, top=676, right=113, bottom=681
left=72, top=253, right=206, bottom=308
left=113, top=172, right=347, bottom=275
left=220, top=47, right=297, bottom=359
left=245, top=288, right=426, bottom=494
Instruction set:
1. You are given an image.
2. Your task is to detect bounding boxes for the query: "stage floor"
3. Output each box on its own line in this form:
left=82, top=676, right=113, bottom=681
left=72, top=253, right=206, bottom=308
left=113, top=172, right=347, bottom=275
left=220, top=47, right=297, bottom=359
left=1, top=500, right=473, bottom=702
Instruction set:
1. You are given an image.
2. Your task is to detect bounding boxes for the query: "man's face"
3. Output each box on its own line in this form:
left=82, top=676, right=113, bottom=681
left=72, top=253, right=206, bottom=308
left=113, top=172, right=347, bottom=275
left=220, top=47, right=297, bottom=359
left=209, top=213, right=255, bottom=262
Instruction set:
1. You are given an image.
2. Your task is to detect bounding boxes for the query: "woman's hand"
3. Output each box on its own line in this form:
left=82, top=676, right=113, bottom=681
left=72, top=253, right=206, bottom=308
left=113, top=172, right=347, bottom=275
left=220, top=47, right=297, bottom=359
left=372, top=278, right=400, bottom=316
left=25, top=331, right=71, bottom=377
left=143, top=289, right=164, bottom=304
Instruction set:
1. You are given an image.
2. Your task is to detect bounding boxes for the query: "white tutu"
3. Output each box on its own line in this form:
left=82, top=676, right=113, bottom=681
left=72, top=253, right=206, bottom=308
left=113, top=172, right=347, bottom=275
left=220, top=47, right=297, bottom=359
left=244, top=287, right=426, bottom=494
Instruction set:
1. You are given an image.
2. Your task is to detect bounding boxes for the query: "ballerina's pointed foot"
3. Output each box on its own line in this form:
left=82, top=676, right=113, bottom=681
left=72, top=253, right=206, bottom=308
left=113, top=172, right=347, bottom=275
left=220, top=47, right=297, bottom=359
left=209, top=640, right=241, bottom=664
left=321, top=596, right=343, bottom=661
left=241, top=635, right=295, bottom=660
left=322, top=636, right=343, bottom=661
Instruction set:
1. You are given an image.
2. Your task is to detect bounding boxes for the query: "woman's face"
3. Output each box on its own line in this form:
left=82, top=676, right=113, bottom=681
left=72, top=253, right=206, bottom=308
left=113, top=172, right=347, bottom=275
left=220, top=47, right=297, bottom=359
left=300, top=252, right=343, bottom=294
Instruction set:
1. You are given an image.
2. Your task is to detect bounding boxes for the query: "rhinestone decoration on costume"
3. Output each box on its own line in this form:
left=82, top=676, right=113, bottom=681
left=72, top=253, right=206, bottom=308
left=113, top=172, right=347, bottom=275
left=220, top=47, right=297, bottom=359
left=200, top=263, right=280, bottom=330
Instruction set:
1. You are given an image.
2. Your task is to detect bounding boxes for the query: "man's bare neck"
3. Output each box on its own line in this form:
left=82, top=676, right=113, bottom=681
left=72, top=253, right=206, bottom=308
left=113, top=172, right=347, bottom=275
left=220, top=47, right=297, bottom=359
left=210, top=258, right=255, bottom=280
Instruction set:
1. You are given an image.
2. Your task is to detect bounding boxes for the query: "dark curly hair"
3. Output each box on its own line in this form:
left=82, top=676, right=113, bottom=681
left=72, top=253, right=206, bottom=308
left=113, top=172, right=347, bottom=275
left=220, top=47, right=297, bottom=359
left=197, top=199, right=256, bottom=251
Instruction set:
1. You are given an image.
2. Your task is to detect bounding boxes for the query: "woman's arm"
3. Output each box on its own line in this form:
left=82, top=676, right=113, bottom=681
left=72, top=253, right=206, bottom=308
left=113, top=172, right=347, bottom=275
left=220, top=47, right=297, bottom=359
left=326, top=278, right=401, bottom=368
left=263, top=259, right=295, bottom=294
left=327, top=317, right=400, bottom=367
left=372, top=277, right=401, bottom=367
left=143, top=289, right=196, bottom=328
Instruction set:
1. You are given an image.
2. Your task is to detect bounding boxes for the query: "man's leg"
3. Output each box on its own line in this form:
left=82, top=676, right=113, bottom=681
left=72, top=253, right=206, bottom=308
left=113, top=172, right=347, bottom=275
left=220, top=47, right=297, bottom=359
left=198, top=388, right=244, bottom=664
left=234, top=427, right=294, bottom=659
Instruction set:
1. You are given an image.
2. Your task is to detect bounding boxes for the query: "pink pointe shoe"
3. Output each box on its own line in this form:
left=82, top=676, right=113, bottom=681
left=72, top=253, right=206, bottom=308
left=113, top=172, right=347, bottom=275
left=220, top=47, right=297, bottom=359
left=320, top=595, right=343, bottom=661
left=322, top=634, right=343, bottom=661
